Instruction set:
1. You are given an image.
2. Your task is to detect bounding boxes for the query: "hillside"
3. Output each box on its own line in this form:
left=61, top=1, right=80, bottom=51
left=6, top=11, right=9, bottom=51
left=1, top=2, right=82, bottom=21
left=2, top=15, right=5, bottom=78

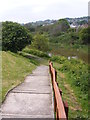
left=2, top=19, right=89, bottom=119
left=2, top=51, right=38, bottom=101
left=23, top=16, right=88, bottom=28
left=23, top=16, right=89, bottom=63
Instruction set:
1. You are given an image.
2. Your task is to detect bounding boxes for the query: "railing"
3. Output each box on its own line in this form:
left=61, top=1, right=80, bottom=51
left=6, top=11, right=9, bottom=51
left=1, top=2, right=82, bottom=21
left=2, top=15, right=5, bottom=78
left=49, top=61, right=68, bottom=120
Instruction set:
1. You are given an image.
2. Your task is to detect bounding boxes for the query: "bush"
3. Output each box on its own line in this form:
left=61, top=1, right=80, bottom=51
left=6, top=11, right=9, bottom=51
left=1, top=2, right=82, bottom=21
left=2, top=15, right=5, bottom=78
left=79, top=27, right=90, bottom=44
left=50, top=55, right=67, bottom=64
left=51, top=55, right=88, bottom=94
left=31, top=33, right=49, bottom=52
left=50, top=19, right=70, bottom=37
left=2, top=21, right=32, bottom=52
left=23, top=48, right=50, bottom=58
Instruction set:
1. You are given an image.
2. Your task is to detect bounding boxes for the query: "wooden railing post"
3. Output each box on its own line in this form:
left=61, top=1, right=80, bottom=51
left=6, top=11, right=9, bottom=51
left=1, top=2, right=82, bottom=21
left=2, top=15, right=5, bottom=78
left=56, top=107, right=59, bottom=120
left=55, top=69, right=57, bottom=82
left=54, top=94, right=56, bottom=113
left=63, top=101, right=69, bottom=120
left=59, top=88, right=62, bottom=96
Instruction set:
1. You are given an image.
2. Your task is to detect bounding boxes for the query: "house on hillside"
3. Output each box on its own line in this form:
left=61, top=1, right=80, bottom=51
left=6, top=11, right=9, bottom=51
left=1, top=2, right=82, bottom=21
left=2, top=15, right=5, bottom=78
left=70, top=24, right=77, bottom=28
left=81, top=24, right=88, bottom=28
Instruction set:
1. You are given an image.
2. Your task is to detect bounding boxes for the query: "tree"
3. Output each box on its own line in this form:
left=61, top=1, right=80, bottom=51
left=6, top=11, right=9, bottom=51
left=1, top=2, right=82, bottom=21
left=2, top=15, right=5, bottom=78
left=2, top=21, right=32, bottom=52
left=58, top=19, right=70, bottom=31
left=79, top=27, right=90, bottom=44
left=51, top=19, right=70, bottom=36
left=24, top=23, right=35, bottom=32
left=31, top=33, right=49, bottom=52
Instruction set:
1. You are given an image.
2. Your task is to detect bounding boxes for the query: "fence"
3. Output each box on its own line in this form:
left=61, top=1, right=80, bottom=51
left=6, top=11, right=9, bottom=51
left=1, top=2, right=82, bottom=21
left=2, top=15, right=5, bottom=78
left=49, top=61, right=68, bottom=120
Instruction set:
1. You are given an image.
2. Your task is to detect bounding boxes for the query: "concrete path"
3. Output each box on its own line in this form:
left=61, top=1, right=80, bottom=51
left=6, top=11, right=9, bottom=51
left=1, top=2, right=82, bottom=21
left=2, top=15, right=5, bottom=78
left=1, top=65, right=54, bottom=119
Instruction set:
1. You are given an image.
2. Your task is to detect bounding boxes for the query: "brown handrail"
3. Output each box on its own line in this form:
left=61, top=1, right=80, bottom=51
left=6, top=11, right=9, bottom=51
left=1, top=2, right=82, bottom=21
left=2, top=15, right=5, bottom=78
left=49, top=61, right=68, bottom=119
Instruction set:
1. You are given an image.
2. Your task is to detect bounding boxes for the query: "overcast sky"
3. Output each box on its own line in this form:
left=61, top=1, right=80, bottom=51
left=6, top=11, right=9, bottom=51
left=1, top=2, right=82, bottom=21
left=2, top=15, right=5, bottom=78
left=0, top=0, right=89, bottom=23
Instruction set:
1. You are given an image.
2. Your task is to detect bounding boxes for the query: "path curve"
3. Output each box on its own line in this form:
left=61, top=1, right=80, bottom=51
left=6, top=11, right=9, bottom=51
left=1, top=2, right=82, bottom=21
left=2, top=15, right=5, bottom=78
left=1, top=65, right=54, bottom=118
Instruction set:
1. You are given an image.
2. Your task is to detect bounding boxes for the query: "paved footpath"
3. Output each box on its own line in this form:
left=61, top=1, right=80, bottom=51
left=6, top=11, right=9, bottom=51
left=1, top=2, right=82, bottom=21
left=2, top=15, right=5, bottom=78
left=1, top=65, right=54, bottom=119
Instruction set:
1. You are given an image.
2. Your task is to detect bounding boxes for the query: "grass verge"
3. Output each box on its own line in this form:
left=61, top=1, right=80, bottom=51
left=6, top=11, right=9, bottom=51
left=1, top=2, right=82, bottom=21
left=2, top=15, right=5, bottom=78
left=51, top=56, right=88, bottom=119
left=2, top=51, right=38, bottom=102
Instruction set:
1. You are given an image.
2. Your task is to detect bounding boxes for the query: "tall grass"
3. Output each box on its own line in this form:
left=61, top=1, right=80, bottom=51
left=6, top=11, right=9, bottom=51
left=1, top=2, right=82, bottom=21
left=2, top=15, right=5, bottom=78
left=51, top=55, right=89, bottom=118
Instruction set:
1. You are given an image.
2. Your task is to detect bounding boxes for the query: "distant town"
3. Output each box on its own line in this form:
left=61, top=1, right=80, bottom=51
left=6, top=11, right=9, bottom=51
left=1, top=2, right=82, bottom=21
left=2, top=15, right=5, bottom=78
left=23, top=16, right=88, bottom=29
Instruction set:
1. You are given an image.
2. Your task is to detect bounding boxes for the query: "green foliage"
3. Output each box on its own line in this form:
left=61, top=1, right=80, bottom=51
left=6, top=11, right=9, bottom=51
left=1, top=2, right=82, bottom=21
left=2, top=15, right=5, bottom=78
left=24, top=23, right=35, bottom=32
left=23, top=47, right=50, bottom=58
left=53, top=62, right=88, bottom=118
left=31, top=33, right=49, bottom=52
left=50, top=55, right=67, bottom=64
left=49, top=30, right=79, bottom=45
left=50, top=55, right=88, bottom=94
left=61, top=60, right=88, bottom=93
left=23, top=18, right=88, bottom=46
left=79, top=27, right=90, bottom=44
left=18, top=51, right=39, bottom=65
left=2, top=21, right=32, bottom=52
left=50, top=19, right=70, bottom=36
left=58, top=19, right=70, bottom=30
left=51, top=55, right=89, bottom=118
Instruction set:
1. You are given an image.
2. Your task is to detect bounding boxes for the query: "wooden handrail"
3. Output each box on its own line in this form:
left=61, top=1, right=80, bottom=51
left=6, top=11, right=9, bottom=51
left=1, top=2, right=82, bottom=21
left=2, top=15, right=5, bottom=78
left=49, top=61, right=68, bottom=119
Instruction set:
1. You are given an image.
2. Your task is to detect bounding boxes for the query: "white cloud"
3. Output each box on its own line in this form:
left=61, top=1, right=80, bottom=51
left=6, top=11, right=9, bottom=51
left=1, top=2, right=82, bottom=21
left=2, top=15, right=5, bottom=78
left=0, top=0, right=89, bottom=23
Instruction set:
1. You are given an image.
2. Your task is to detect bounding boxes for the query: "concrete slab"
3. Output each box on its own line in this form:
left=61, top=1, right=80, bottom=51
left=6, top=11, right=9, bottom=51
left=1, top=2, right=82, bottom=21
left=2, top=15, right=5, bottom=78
left=2, top=93, right=53, bottom=116
left=1, top=65, right=54, bottom=118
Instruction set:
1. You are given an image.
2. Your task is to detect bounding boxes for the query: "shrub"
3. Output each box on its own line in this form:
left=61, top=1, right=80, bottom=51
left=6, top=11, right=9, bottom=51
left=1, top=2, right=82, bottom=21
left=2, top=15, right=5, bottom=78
left=79, top=27, right=90, bottom=44
left=50, top=55, right=67, bottom=64
left=51, top=55, right=88, bottom=94
left=31, top=33, right=49, bottom=52
left=23, top=48, right=50, bottom=58
left=2, top=21, right=32, bottom=52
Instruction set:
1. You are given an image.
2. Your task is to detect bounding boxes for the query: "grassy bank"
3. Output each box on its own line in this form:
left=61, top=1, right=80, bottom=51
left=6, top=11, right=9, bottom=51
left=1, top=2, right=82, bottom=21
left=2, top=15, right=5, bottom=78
left=2, top=51, right=38, bottom=102
left=22, top=47, right=50, bottom=58
left=51, top=56, right=88, bottom=119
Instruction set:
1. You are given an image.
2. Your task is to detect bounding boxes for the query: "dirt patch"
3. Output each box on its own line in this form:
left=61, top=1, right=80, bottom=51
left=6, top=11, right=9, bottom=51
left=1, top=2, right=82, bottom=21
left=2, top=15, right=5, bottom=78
left=60, top=72, right=65, bottom=79
left=63, top=82, right=82, bottom=111
left=59, top=72, right=82, bottom=111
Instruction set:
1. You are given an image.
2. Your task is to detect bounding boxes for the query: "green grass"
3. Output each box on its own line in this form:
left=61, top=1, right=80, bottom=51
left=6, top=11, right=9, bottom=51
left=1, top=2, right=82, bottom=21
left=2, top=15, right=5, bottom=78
left=2, top=51, right=38, bottom=102
left=49, top=43, right=89, bottom=64
left=51, top=56, right=89, bottom=119
left=22, top=47, right=50, bottom=58
left=1, top=48, right=89, bottom=119
left=18, top=50, right=49, bottom=66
